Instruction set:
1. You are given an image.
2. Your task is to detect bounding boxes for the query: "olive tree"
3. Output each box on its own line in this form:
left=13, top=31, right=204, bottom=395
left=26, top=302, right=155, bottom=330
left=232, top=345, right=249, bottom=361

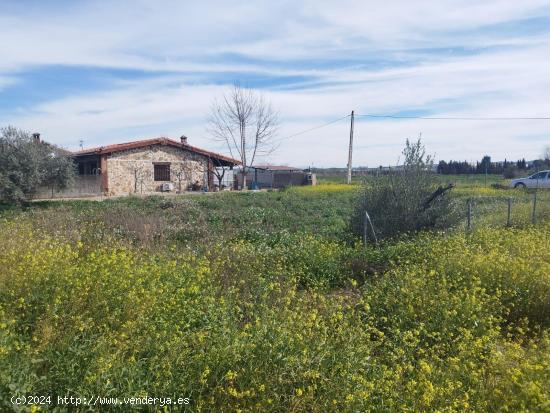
left=0, top=126, right=75, bottom=203
left=351, top=138, right=458, bottom=241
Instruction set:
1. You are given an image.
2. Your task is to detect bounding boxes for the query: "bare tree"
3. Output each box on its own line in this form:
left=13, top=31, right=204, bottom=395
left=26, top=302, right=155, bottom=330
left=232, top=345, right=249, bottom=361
left=133, top=165, right=147, bottom=194
left=208, top=156, right=229, bottom=191
left=172, top=160, right=202, bottom=192
left=543, top=145, right=550, bottom=161
left=173, top=164, right=187, bottom=193
left=208, top=84, right=278, bottom=189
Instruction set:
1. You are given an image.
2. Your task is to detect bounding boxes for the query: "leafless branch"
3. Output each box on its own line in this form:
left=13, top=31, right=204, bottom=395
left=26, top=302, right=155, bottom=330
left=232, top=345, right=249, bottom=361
left=207, top=84, right=279, bottom=188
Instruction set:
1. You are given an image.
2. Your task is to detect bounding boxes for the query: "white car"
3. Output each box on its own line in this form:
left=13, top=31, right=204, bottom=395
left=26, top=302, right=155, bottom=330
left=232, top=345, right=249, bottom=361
left=510, top=170, right=550, bottom=189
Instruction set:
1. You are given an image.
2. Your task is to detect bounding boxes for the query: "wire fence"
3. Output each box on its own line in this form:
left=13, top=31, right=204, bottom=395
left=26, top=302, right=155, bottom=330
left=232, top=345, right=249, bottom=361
left=362, top=191, right=549, bottom=246
left=461, top=191, right=550, bottom=230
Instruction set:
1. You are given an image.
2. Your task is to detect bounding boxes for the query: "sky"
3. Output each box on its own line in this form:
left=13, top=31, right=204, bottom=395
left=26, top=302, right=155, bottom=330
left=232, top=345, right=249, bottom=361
left=1, top=0, right=550, bottom=167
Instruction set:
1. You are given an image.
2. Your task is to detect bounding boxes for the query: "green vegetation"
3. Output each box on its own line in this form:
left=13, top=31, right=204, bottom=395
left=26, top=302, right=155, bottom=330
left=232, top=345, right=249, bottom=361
left=0, top=179, right=549, bottom=412
left=0, top=127, right=75, bottom=204
left=351, top=139, right=458, bottom=241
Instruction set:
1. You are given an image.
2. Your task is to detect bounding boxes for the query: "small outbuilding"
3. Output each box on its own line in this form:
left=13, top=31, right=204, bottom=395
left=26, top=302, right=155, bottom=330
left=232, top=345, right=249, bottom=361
left=236, top=164, right=316, bottom=189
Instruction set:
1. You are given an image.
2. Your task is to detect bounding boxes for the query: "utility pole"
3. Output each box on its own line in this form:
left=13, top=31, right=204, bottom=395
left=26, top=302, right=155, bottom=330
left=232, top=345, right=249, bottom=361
left=347, top=110, right=355, bottom=184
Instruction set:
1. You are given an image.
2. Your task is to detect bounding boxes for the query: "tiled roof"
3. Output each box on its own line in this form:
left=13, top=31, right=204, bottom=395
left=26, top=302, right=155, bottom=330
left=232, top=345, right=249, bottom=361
left=73, top=137, right=240, bottom=165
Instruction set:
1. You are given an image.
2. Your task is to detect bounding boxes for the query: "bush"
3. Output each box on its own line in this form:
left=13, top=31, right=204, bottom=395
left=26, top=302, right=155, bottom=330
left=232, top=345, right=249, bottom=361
left=503, top=165, right=520, bottom=179
left=351, top=139, right=459, bottom=240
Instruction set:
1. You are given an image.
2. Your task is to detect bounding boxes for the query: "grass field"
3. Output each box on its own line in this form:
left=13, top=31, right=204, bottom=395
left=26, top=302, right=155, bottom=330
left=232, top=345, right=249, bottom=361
left=316, top=172, right=507, bottom=186
left=1, top=177, right=549, bottom=412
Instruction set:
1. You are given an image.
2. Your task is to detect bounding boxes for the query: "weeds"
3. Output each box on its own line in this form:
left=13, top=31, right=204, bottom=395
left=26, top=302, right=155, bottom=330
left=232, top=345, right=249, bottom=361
left=0, top=182, right=549, bottom=411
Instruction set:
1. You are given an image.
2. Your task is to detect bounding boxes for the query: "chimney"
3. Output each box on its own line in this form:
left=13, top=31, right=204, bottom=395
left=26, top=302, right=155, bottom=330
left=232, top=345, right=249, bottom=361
left=180, top=135, right=188, bottom=145
left=32, top=133, right=40, bottom=143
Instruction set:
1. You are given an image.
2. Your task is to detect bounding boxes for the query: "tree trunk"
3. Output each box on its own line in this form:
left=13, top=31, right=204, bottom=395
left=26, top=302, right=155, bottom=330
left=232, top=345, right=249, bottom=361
left=421, top=183, right=455, bottom=211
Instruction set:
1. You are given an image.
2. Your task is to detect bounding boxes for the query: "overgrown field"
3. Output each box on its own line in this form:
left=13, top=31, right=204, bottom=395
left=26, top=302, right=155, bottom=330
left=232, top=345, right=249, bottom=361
left=1, top=180, right=549, bottom=412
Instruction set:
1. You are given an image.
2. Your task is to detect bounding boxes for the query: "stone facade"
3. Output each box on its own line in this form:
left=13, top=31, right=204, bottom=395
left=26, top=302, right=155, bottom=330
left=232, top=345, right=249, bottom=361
left=106, top=145, right=209, bottom=195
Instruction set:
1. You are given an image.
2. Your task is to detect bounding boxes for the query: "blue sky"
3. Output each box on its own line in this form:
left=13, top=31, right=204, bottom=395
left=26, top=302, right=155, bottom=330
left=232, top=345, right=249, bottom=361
left=1, top=0, right=550, bottom=166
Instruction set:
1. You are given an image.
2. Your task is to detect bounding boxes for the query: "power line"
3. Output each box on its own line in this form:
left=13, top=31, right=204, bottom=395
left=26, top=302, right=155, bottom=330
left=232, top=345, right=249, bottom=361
left=278, top=114, right=350, bottom=142
left=355, top=114, right=550, bottom=120
left=274, top=112, right=550, bottom=144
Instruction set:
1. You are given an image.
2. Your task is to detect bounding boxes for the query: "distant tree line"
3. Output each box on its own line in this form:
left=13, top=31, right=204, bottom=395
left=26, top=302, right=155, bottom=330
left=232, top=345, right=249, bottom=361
left=437, top=153, right=550, bottom=178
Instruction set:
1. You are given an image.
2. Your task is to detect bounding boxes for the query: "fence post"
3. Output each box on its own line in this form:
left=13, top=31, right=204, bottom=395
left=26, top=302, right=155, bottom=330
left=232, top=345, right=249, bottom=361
left=532, top=191, right=537, bottom=224
left=507, top=197, right=512, bottom=227
left=467, top=199, right=472, bottom=232
left=363, top=211, right=379, bottom=247
left=363, top=212, right=367, bottom=245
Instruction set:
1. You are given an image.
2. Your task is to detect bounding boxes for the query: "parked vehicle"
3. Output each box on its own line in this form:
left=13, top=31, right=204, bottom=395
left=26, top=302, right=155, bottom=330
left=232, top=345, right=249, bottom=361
left=510, top=170, right=550, bottom=188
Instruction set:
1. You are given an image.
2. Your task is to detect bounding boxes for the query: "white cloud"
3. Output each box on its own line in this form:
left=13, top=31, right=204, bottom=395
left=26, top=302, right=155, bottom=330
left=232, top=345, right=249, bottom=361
left=2, top=0, right=550, bottom=71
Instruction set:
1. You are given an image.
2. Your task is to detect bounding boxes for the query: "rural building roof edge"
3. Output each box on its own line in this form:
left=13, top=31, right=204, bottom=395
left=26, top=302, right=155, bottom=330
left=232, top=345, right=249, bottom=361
left=73, top=137, right=240, bottom=165
left=249, top=164, right=303, bottom=171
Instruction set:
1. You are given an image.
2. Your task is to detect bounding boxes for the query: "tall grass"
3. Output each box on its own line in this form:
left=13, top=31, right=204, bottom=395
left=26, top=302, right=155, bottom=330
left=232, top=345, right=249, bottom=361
left=0, top=181, right=549, bottom=411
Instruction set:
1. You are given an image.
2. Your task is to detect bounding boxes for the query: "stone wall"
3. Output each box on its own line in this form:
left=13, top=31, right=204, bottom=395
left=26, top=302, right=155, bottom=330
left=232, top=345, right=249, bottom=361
left=106, top=145, right=208, bottom=195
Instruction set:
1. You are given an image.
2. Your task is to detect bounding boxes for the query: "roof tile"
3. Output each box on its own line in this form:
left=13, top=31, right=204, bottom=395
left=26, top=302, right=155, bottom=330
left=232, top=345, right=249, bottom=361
left=73, top=137, right=240, bottom=165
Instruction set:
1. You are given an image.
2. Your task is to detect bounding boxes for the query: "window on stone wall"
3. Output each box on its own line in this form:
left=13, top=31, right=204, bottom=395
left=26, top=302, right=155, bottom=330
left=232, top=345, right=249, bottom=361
left=154, top=163, right=171, bottom=181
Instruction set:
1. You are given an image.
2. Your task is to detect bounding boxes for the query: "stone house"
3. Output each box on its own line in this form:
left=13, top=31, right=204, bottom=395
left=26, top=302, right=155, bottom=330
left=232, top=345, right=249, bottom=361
left=73, top=136, right=239, bottom=196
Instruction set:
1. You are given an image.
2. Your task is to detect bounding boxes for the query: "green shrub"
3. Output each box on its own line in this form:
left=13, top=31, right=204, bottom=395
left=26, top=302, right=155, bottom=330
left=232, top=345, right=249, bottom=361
left=351, top=139, right=459, bottom=241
